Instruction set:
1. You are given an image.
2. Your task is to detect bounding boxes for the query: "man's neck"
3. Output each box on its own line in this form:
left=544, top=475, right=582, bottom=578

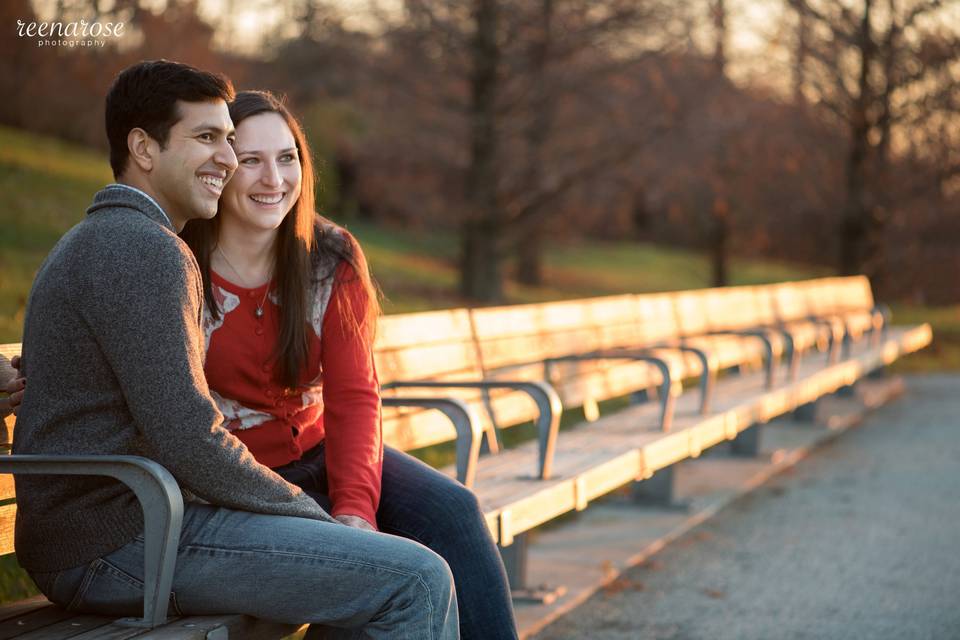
left=115, top=177, right=183, bottom=231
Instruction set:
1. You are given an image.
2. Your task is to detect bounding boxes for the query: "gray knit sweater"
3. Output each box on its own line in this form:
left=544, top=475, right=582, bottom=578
left=14, top=185, right=334, bottom=572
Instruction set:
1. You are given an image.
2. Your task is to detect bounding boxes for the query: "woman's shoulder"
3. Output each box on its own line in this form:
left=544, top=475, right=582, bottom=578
left=310, top=215, right=364, bottom=280
left=313, top=216, right=361, bottom=250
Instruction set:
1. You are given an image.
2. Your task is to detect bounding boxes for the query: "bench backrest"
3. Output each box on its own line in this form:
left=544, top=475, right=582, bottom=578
left=374, top=309, right=494, bottom=450
left=470, top=296, right=665, bottom=412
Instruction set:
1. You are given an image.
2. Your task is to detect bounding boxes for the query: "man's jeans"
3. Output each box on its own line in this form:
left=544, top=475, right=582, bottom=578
left=28, top=503, right=459, bottom=639
left=275, top=445, right=518, bottom=640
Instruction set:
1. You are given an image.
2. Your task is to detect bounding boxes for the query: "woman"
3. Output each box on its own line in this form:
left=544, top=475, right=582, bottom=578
left=179, top=90, right=518, bottom=639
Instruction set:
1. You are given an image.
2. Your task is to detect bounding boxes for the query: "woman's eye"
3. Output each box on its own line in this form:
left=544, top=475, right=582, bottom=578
left=241, top=157, right=259, bottom=165
left=280, top=154, right=295, bottom=162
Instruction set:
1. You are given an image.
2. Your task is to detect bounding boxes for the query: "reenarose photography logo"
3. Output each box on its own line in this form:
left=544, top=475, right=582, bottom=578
left=16, top=18, right=125, bottom=48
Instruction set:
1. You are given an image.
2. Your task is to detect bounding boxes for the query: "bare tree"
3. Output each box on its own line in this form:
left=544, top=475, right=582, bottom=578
left=787, top=0, right=960, bottom=286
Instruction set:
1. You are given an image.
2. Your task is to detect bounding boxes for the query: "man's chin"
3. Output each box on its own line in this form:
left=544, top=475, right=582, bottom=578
left=190, top=200, right=220, bottom=220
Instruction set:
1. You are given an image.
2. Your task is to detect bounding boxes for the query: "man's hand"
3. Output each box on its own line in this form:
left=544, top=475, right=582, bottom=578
left=2, top=356, right=24, bottom=418
left=334, top=514, right=377, bottom=531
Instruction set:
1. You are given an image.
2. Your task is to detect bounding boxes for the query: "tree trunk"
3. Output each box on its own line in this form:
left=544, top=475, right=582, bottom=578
left=840, top=0, right=874, bottom=276
left=793, top=2, right=808, bottom=108
left=460, top=0, right=503, bottom=302
left=515, top=232, right=544, bottom=286
left=709, top=0, right=730, bottom=289
left=460, top=219, right=504, bottom=301
left=710, top=196, right=730, bottom=287
left=514, top=0, right=555, bottom=288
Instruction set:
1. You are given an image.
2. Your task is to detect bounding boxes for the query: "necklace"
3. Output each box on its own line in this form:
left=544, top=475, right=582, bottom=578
left=216, top=245, right=272, bottom=318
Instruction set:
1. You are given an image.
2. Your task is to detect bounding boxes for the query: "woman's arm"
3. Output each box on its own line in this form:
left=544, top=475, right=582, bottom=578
left=320, top=260, right=383, bottom=529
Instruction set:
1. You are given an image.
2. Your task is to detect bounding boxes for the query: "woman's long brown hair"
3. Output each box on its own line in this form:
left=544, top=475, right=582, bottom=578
left=180, top=90, right=381, bottom=389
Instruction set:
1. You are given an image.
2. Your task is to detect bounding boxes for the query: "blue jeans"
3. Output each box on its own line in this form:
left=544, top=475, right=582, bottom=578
left=274, top=445, right=517, bottom=640
left=29, top=502, right=458, bottom=639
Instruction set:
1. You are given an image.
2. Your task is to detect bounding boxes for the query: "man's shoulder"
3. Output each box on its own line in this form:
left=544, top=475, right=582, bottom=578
left=82, top=207, right=195, bottom=269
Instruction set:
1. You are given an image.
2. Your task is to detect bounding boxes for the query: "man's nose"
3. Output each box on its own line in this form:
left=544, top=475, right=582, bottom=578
left=214, top=139, right=238, bottom=172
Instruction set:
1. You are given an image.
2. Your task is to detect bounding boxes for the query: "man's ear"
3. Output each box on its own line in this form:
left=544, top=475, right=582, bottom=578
left=127, top=128, right=158, bottom=173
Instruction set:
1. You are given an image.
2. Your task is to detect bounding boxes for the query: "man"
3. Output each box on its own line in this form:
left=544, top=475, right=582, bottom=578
left=13, top=60, right=457, bottom=639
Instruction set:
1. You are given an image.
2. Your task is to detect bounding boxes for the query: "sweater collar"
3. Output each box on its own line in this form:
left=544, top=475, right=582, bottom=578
left=87, top=184, right=175, bottom=234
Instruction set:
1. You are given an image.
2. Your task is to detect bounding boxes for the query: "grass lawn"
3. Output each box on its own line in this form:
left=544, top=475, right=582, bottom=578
left=0, top=124, right=952, bottom=605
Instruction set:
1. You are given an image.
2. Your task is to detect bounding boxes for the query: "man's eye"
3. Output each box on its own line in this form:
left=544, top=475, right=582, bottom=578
left=198, top=133, right=213, bottom=142
left=227, top=136, right=236, bottom=146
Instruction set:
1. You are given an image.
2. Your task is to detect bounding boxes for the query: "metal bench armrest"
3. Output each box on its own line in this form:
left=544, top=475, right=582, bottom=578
left=543, top=353, right=680, bottom=432
left=382, top=381, right=562, bottom=480
left=380, top=397, right=483, bottom=487
left=872, top=304, right=892, bottom=344
left=642, top=345, right=717, bottom=414
left=0, top=455, right=182, bottom=629
left=706, top=330, right=779, bottom=389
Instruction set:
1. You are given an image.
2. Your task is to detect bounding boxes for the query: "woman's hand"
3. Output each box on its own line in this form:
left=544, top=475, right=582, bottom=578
left=334, top=514, right=376, bottom=531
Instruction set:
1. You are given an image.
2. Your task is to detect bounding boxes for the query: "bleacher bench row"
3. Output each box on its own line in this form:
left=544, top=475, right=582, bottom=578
left=0, top=275, right=932, bottom=639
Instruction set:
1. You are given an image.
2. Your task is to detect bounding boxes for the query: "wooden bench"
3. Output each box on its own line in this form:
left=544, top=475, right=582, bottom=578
left=378, top=276, right=927, bottom=600
left=0, top=275, right=931, bottom=633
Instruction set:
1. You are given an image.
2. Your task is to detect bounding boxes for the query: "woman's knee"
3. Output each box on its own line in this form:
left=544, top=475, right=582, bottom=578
left=427, top=483, right=483, bottom=524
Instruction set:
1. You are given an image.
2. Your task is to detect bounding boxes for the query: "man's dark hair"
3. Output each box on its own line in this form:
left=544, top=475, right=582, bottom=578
left=105, top=60, right=235, bottom=178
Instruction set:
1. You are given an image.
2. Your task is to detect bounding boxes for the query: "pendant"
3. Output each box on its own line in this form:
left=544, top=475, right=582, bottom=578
left=255, top=307, right=264, bottom=318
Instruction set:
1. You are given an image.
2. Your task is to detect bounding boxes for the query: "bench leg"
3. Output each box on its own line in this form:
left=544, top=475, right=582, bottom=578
left=868, top=365, right=887, bottom=380
left=731, top=423, right=763, bottom=457
left=793, top=400, right=818, bottom=422
left=499, top=533, right=567, bottom=604
left=837, top=382, right=857, bottom=398
left=630, top=465, right=687, bottom=510
left=629, top=388, right=652, bottom=405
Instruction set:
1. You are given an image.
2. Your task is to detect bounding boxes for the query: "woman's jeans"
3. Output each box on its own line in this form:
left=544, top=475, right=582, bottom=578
left=28, top=502, right=458, bottom=640
left=274, top=445, right=518, bottom=640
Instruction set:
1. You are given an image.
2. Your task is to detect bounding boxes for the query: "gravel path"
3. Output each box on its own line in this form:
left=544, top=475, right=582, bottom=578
left=533, top=375, right=960, bottom=640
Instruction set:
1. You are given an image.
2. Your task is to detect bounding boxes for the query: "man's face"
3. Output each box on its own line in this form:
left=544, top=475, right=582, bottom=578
left=150, top=99, right=237, bottom=229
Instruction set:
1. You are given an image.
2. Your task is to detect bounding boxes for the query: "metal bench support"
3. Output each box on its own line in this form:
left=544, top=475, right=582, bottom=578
left=731, top=424, right=763, bottom=457
left=631, top=465, right=682, bottom=507
left=793, top=400, right=819, bottom=422
left=0, top=456, right=183, bottom=629
left=381, top=397, right=483, bottom=487
left=499, top=533, right=566, bottom=604
left=383, top=380, right=562, bottom=479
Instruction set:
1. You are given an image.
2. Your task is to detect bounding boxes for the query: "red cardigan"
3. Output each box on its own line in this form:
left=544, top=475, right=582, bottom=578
left=204, top=261, right=382, bottom=527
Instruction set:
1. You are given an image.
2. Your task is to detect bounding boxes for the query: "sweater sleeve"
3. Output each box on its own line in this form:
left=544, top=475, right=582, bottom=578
left=321, top=261, right=383, bottom=527
left=84, top=234, right=335, bottom=523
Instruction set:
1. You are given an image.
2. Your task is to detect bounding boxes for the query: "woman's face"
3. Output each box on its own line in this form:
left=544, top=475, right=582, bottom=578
left=219, top=111, right=302, bottom=233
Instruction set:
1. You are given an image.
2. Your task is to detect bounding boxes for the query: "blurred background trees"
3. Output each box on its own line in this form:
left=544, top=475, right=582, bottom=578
left=4, top=0, right=959, bottom=303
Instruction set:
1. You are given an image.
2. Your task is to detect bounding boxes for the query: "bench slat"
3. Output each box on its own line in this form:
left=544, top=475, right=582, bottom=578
left=0, top=598, right=53, bottom=625
left=0, top=503, right=16, bottom=556
left=55, top=622, right=153, bottom=640
left=0, top=475, right=15, bottom=503
left=134, top=617, right=302, bottom=640
left=0, top=608, right=108, bottom=640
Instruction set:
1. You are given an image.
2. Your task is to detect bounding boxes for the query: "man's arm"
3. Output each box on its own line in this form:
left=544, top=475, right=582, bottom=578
left=85, top=236, right=335, bottom=522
